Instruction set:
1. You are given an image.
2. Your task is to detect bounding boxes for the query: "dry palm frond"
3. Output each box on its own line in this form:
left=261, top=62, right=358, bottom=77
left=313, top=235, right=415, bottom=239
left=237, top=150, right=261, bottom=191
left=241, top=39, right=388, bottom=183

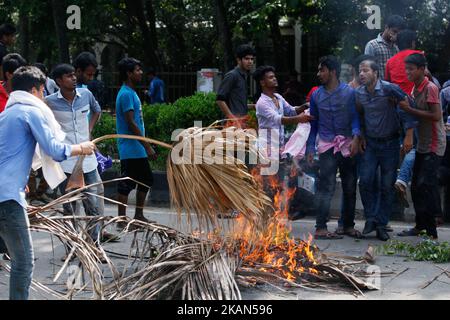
left=30, top=212, right=110, bottom=299
left=27, top=207, right=376, bottom=300
left=27, top=180, right=242, bottom=300
left=21, top=134, right=377, bottom=300
left=67, top=128, right=271, bottom=233
left=104, top=241, right=241, bottom=300
left=66, top=134, right=172, bottom=191
left=167, top=126, right=272, bottom=232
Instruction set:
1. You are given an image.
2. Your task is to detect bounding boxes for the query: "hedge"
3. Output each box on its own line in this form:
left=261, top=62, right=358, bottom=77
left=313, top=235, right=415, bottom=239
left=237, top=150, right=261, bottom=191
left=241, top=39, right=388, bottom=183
left=93, top=92, right=233, bottom=170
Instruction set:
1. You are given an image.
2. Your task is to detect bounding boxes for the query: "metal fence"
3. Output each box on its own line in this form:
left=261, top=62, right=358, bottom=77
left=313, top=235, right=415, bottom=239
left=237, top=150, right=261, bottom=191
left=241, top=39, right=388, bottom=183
left=101, top=67, right=199, bottom=110
left=99, top=69, right=450, bottom=111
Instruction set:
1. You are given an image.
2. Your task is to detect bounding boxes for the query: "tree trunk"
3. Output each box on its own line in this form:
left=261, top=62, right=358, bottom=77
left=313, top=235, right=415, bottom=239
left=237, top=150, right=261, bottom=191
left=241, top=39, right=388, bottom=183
left=268, top=11, right=286, bottom=72
left=213, top=0, right=234, bottom=71
left=51, top=0, right=70, bottom=63
left=145, top=0, right=158, bottom=53
left=18, top=9, right=30, bottom=62
left=158, top=0, right=188, bottom=67
left=124, top=0, right=160, bottom=68
left=437, top=24, right=450, bottom=74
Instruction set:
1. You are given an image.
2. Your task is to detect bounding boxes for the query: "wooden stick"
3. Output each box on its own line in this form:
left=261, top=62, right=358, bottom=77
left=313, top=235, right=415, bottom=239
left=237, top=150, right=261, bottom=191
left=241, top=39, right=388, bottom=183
left=421, top=269, right=447, bottom=290
left=92, top=134, right=173, bottom=149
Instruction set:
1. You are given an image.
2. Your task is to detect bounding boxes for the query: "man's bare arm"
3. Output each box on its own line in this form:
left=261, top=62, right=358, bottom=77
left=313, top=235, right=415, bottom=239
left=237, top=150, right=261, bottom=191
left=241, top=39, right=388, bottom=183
left=399, top=100, right=442, bottom=122
left=124, top=110, right=154, bottom=155
left=281, top=113, right=314, bottom=125
left=89, top=111, right=101, bottom=134
left=217, top=100, right=234, bottom=119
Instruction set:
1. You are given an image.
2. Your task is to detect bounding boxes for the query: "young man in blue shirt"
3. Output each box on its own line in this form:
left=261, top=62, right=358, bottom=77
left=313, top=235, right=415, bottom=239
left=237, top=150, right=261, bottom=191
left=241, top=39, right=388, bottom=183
left=0, top=66, right=95, bottom=299
left=306, top=56, right=362, bottom=240
left=116, top=58, right=156, bottom=229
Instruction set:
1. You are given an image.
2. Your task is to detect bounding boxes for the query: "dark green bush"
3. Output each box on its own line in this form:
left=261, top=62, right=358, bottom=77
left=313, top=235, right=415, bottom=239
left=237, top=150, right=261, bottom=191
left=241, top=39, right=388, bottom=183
left=156, top=92, right=221, bottom=142
left=92, top=112, right=117, bottom=157
left=93, top=92, right=221, bottom=171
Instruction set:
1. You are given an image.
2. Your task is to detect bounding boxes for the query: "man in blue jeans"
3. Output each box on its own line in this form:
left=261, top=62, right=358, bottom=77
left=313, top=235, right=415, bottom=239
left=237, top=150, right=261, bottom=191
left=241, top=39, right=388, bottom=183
left=306, top=56, right=362, bottom=240
left=395, top=148, right=416, bottom=208
left=0, top=66, right=95, bottom=299
left=356, top=59, right=417, bottom=241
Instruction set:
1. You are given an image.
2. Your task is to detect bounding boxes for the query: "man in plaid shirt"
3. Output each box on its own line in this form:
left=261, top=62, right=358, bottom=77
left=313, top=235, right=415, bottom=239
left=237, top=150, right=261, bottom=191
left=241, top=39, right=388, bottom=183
left=365, top=15, right=405, bottom=80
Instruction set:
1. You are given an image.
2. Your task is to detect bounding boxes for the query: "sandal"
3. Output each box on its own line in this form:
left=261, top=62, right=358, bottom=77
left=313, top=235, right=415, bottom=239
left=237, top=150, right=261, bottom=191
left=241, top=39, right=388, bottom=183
left=314, top=231, right=344, bottom=240
left=335, top=226, right=345, bottom=235
left=343, top=228, right=364, bottom=239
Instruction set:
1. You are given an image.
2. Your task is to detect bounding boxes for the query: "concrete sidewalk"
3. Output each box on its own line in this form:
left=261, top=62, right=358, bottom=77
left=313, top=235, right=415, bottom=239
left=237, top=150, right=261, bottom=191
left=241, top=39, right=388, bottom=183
left=1, top=203, right=450, bottom=300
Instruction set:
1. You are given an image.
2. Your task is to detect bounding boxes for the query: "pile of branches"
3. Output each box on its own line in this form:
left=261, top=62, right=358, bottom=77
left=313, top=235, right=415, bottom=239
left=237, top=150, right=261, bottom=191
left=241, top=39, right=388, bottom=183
left=27, top=183, right=241, bottom=300
left=24, top=192, right=378, bottom=300
left=7, top=126, right=380, bottom=299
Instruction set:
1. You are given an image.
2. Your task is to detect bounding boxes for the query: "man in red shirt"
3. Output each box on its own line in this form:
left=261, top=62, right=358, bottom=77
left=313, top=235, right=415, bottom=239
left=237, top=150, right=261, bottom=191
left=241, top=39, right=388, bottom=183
left=0, top=53, right=27, bottom=113
left=385, top=30, right=423, bottom=93
left=0, top=80, right=7, bottom=113
left=306, top=86, right=319, bottom=102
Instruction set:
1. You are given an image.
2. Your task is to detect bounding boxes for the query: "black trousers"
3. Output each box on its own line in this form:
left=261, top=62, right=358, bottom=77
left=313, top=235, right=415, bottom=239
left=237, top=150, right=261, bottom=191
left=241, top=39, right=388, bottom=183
left=438, top=136, right=450, bottom=221
left=411, top=152, right=443, bottom=237
left=0, top=237, right=6, bottom=253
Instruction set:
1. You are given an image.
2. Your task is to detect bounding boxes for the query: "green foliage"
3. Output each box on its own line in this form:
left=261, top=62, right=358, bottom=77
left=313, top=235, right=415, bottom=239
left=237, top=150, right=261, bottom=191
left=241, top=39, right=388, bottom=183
left=156, top=92, right=221, bottom=142
left=92, top=112, right=117, bottom=157
left=378, top=236, right=450, bottom=263
left=2, top=0, right=450, bottom=73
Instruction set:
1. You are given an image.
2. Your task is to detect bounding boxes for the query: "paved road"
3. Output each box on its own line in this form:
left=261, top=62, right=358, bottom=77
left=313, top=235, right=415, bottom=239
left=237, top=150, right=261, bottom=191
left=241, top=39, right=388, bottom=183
left=1, top=204, right=450, bottom=300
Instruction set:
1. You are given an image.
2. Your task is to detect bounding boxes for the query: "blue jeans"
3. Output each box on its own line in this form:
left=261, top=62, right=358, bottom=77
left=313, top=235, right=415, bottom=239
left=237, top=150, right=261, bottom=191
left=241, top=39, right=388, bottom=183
left=316, top=149, right=357, bottom=230
left=397, top=149, right=416, bottom=185
left=359, top=137, right=400, bottom=227
left=58, top=169, right=103, bottom=242
left=0, top=200, right=34, bottom=300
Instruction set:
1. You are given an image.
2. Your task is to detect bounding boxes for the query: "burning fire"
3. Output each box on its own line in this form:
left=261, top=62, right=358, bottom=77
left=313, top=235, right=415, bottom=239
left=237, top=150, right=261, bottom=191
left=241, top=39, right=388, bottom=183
left=235, top=169, right=319, bottom=282
left=191, top=165, right=319, bottom=283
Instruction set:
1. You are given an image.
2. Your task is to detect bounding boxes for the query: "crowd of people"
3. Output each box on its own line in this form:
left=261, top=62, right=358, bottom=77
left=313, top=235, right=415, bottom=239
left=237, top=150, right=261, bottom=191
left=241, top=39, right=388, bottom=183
left=216, top=15, right=450, bottom=244
left=0, top=12, right=449, bottom=301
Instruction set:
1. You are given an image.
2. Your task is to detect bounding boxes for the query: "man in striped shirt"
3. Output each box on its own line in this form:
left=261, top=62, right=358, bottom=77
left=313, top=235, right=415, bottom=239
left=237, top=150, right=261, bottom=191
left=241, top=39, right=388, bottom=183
left=365, top=15, right=405, bottom=80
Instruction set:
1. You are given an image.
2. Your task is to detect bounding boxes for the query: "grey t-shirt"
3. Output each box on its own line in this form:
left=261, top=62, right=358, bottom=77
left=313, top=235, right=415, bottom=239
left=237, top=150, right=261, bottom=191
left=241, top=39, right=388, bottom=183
left=216, top=67, right=249, bottom=116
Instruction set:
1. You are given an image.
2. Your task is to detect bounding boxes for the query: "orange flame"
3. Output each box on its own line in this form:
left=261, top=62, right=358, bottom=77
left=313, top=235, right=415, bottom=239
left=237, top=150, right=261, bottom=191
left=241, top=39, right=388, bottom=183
left=224, top=115, right=250, bottom=129
left=232, top=171, right=319, bottom=282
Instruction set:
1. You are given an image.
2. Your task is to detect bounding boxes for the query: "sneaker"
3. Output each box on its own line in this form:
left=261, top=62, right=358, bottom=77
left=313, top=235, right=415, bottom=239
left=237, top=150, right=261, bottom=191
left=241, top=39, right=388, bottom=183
left=376, top=227, right=390, bottom=241
left=363, top=221, right=377, bottom=234
left=394, top=181, right=409, bottom=208
left=397, top=228, right=421, bottom=237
